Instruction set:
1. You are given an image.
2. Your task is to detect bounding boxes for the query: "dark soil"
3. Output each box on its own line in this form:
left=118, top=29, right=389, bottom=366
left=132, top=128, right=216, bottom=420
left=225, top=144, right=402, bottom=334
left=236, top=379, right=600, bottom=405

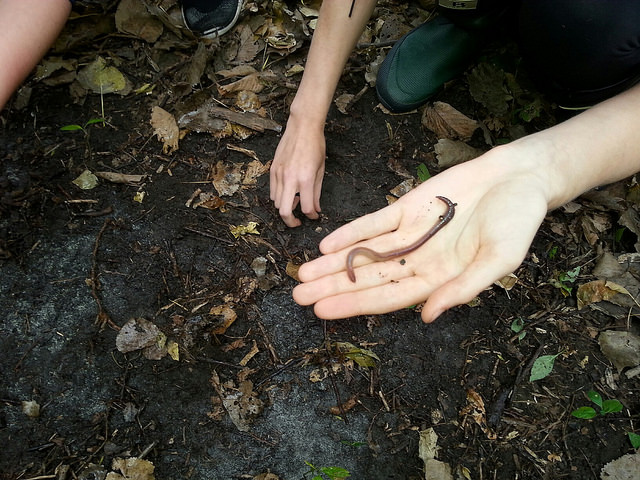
left=1, top=2, right=639, bottom=480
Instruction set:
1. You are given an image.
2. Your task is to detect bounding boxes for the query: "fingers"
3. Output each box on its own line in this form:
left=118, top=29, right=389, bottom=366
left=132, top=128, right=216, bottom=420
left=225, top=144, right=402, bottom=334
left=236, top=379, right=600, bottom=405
left=420, top=252, right=522, bottom=323
left=308, top=276, right=433, bottom=320
left=319, top=203, right=401, bottom=254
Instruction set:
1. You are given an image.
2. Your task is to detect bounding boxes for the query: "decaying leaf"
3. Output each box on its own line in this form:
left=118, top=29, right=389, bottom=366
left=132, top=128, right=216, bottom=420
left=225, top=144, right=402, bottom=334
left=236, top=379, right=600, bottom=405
left=239, top=340, right=259, bottom=367
left=389, top=179, right=417, bottom=198
left=210, top=371, right=264, bottom=432
left=35, top=57, right=77, bottom=82
left=253, top=474, right=280, bottom=480
left=598, top=330, right=640, bottom=372
left=459, top=388, right=495, bottom=440
left=115, top=0, right=164, bottom=43
left=116, top=318, right=163, bottom=353
left=467, top=63, right=512, bottom=117
left=494, top=273, right=518, bottom=291
left=73, top=169, right=99, bottom=190
left=335, top=93, right=355, bottom=114
left=22, top=400, right=40, bottom=418
left=577, top=280, right=627, bottom=310
left=286, top=261, right=301, bottom=281
left=230, top=222, right=260, bottom=238
left=211, top=161, right=243, bottom=196
left=95, top=172, right=146, bottom=185
left=600, top=449, right=640, bottom=480
left=107, top=457, right=155, bottom=480
left=77, top=56, right=131, bottom=95
left=150, top=106, right=180, bottom=154
left=421, top=102, right=478, bottom=141
left=333, top=342, right=380, bottom=368
left=210, top=305, right=238, bottom=335
left=419, top=428, right=454, bottom=480
left=242, top=159, right=270, bottom=186
left=434, top=139, right=483, bottom=168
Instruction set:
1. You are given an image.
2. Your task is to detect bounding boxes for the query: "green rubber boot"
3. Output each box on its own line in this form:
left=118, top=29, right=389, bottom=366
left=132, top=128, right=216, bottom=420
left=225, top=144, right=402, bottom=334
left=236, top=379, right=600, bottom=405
left=376, top=12, right=499, bottom=112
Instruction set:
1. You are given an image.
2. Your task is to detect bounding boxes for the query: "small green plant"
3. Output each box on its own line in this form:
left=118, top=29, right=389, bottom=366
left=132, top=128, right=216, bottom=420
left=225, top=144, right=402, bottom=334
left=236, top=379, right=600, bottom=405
left=628, top=432, right=640, bottom=449
left=510, top=317, right=526, bottom=341
left=60, top=117, right=105, bottom=133
left=547, top=245, right=558, bottom=259
left=571, top=390, right=623, bottom=419
left=417, top=163, right=431, bottom=182
left=550, top=266, right=580, bottom=296
left=304, top=461, right=350, bottom=480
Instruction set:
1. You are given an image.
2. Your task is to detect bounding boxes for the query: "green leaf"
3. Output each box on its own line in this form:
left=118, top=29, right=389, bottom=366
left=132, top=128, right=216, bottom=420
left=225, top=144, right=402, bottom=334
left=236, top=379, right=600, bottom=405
left=417, top=163, right=431, bottom=182
left=511, top=318, right=524, bottom=333
left=615, top=227, right=626, bottom=243
left=628, top=432, right=640, bottom=449
left=601, top=399, right=623, bottom=415
left=85, top=117, right=105, bottom=126
left=60, top=124, right=84, bottom=131
left=312, top=476, right=323, bottom=480
left=320, top=466, right=350, bottom=479
left=341, top=440, right=366, bottom=447
left=587, top=390, right=603, bottom=409
left=548, top=245, right=558, bottom=259
left=529, top=353, right=559, bottom=382
left=571, top=406, right=597, bottom=419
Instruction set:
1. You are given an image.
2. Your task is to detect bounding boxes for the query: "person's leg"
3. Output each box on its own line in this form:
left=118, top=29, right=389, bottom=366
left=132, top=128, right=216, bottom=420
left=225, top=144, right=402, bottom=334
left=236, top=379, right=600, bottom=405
left=376, top=0, right=512, bottom=113
left=182, top=0, right=242, bottom=38
left=518, top=0, right=640, bottom=107
left=0, top=0, right=71, bottom=110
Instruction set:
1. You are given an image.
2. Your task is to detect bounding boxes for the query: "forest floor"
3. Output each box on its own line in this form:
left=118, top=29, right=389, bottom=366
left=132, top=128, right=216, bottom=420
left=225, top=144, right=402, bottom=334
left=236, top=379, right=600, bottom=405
left=1, top=1, right=639, bottom=479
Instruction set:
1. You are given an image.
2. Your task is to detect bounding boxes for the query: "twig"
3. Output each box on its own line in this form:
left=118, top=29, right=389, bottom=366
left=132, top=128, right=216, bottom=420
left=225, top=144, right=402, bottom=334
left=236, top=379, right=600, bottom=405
left=90, top=218, right=119, bottom=331
left=73, top=206, right=113, bottom=217
left=323, top=320, right=348, bottom=424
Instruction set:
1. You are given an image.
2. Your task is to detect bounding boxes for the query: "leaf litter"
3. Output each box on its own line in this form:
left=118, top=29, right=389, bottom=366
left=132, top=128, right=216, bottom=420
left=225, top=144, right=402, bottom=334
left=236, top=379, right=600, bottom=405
left=3, top=1, right=640, bottom=479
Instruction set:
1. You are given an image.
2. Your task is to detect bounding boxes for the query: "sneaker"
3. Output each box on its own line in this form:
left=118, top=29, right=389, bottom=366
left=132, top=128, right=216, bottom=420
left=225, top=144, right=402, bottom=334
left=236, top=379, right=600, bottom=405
left=376, top=11, right=503, bottom=113
left=182, top=0, right=243, bottom=38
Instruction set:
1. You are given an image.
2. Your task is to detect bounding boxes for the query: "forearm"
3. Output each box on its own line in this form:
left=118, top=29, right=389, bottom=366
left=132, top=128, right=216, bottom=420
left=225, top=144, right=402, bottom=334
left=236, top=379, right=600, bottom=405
left=502, top=83, right=640, bottom=210
left=288, top=0, right=377, bottom=127
left=0, top=0, right=71, bottom=110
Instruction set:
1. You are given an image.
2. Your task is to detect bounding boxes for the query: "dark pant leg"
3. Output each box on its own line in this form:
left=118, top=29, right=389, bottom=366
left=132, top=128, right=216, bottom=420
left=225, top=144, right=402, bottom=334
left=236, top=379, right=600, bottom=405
left=518, top=0, right=640, bottom=106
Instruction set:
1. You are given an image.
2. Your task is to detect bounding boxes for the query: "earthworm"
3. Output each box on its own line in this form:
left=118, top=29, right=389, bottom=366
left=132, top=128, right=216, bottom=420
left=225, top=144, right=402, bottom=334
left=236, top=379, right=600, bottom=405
left=346, top=195, right=456, bottom=282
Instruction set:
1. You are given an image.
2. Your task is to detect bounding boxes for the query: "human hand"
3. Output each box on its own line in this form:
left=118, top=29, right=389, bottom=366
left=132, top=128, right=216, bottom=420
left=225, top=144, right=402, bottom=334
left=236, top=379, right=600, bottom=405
left=292, top=147, right=550, bottom=322
left=270, top=119, right=326, bottom=227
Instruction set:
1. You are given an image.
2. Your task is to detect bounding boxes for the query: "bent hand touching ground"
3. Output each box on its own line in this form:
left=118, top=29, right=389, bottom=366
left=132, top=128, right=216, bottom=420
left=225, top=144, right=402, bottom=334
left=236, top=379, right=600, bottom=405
left=270, top=113, right=325, bottom=227
left=269, top=0, right=377, bottom=227
left=293, top=83, right=640, bottom=321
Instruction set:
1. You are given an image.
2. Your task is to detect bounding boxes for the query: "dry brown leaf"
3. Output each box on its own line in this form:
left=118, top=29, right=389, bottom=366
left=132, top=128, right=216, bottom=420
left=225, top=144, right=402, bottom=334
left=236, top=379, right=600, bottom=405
left=116, top=318, right=162, bottom=353
left=210, top=305, right=237, bottom=335
left=239, top=340, right=259, bottom=367
left=95, top=172, right=146, bottom=185
left=422, top=102, right=478, bottom=141
left=216, top=65, right=258, bottom=79
left=108, top=457, right=155, bottom=480
left=389, top=179, right=417, bottom=198
left=210, top=161, right=243, bottom=196
left=286, top=261, right=301, bottom=281
left=576, top=280, right=624, bottom=309
left=115, top=0, right=163, bottom=43
left=434, top=139, right=482, bottom=168
left=150, top=106, right=179, bottom=154
left=459, top=388, right=495, bottom=440
left=243, top=159, right=270, bottom=187
left=598, top=330, right=640, bottom=372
